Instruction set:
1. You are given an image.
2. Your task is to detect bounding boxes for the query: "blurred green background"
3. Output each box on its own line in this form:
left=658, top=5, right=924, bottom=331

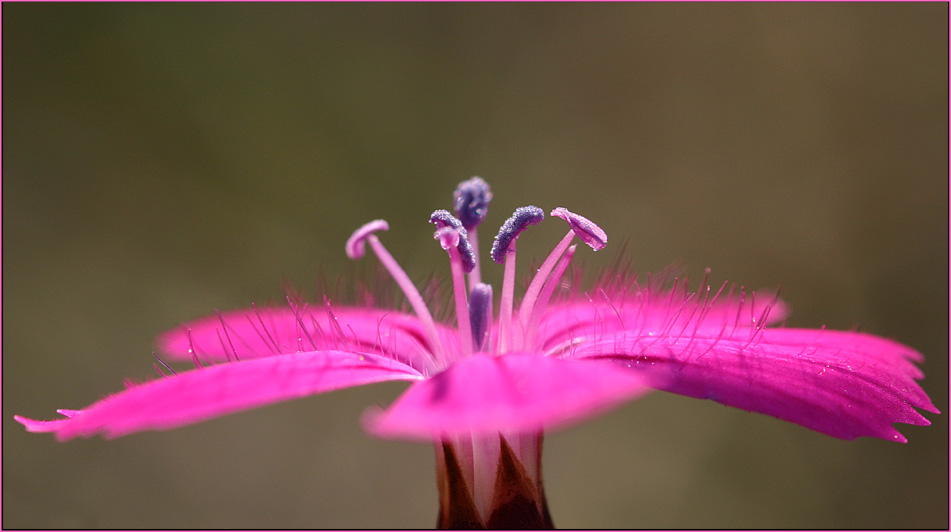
left=3, top=3, right=947, bottom=529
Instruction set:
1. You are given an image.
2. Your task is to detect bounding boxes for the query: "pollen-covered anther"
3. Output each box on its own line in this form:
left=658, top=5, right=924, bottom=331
left=453, top=177, right=493, bottom=230
left=430, top=210, right=476, bottom=273
left=345, top=219, right=389, bottom=260
left=490, top=206, right=545, bottom=263
left=550, top=207, right=607, bottom=251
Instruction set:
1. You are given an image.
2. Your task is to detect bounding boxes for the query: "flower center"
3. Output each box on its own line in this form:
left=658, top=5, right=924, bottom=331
left=454, top=177, right=492, bottom=288
left=345, top=178, right=608, bottom=369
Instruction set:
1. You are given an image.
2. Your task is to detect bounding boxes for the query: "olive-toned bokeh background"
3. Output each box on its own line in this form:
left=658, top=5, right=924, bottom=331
left=3, top=3, right=947, bottom=529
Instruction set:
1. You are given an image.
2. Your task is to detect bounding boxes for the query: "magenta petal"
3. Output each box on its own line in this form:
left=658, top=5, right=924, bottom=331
left=537, top=288, right=788, bottom=352
left=14, top=409, right=83, bottom=433
left=19, top=351, right=423, bottom=441
left=157, top=306, right=442, bottom=368
left=15, top=414, right=74, bottom=433
left=364, top=352, right=653, bottom=440
left=573, top=327, right=937, bottom=442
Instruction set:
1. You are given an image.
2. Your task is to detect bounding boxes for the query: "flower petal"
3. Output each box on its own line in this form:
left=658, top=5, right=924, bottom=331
left=158, top=305, right=444, bottom=369
left=537, top=288, right=788, bottom=352
left=16, top=351, right=423, bottom=440
left=572, top=327, right=937, bottom=442
left=14, top=409, right=79, bottom=433
left=364, top=352, right=654, bottom=440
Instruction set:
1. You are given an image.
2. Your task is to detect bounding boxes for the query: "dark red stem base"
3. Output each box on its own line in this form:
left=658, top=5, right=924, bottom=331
left=436, top=436, right=554, bottom=529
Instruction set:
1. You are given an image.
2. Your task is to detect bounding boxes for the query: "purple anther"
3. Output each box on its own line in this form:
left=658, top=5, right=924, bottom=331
left=430, top=210, right=476, bottom=273
left=551, top=207, right=608, bottom=251
left=453, top=177, right=493, bottom=230
left=468, top=283, right=493, bottom=352
left=490, top=205, right=545, bottom=263
left=345, top=219, right=389, bottom=260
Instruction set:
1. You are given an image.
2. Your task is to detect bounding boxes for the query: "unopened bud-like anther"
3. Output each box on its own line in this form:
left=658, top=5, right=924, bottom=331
left=453, top=177, right=493, bottom=230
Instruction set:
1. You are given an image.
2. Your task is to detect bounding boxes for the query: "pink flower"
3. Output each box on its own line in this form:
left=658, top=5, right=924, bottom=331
left=16, top=177, right=937, bottom=528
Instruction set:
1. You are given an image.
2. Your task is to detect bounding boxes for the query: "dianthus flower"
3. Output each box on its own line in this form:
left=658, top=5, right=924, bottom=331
left=17, top=176, right=937, bottom=528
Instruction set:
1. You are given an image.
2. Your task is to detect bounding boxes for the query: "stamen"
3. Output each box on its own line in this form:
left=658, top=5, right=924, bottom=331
left=527, top=244, right=577, bottom=349
left=516, top=232, right=574, bottom=327
left=468, top=283, right=493, bottom=352
left=550, top=207, right=608, bottom=251
left=467, top=227, right=483, bottom=291
left=491, top=206, right=544, bottom=353
left=453, top=178, right=492, bottom=288
left=532, top=243, right=577, bottom=325
left=430, top=210, right=476, bottom=273
left=518, top=208, right=608, bottom=331
left=433, top=224, right=474, bottom=357
left=453, top=177, right=493, bottom=230
left=346, top=220, right=445, bottom=364
left=489, top=206, right=545, bottom=264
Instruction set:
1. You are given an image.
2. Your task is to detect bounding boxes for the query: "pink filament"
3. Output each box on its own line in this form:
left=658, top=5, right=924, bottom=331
left=365, top=235, right=445, bottom=364
left=439, top=228, right=474, bottom=358
left=532, top=243, right=578, bottom=328
left=467, top=227, right=482, bottom=290
left=517, top=230, right=576, bottom=328
left=496, top=240, right=518, bottom=354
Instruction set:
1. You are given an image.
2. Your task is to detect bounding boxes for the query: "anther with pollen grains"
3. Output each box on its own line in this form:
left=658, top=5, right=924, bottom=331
left=490, top=206, right=545, bottom=263
left=430, top=210, right=477, bottom=273
left=453, top=177, right=493, bottom=230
